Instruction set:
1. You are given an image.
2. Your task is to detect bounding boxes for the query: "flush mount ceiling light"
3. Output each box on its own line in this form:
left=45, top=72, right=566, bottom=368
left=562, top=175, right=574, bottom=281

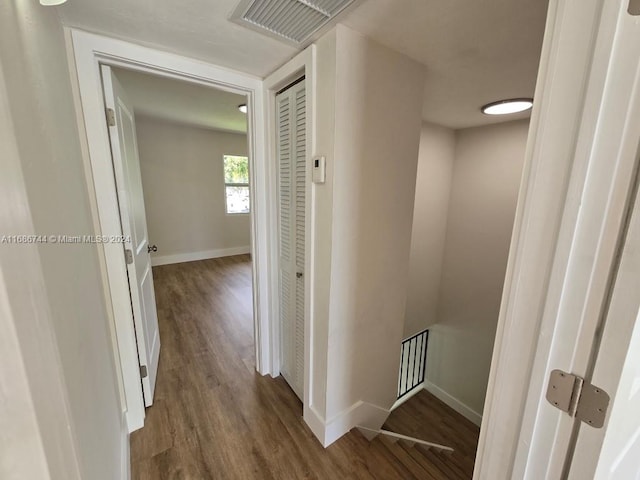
left=481, top=98, right=533, bottom=115
left=238, top=104, right=248, bottom=114
left=40, top=0, right=67, bottom=5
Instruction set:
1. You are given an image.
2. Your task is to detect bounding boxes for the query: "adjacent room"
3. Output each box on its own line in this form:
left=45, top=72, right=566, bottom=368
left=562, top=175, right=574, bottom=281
left=103, top=68, right=263, bottom=474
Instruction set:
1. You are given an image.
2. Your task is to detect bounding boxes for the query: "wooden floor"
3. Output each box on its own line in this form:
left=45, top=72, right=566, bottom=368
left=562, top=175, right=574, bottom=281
left=131, top=255, right=479, bottom=479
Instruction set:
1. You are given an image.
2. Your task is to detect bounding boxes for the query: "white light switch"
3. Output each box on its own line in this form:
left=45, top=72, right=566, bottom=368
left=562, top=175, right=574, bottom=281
left=312, top=156, right=326, bottom=184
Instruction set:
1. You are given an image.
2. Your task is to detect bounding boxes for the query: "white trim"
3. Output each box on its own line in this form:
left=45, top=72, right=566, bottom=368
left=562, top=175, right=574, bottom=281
left=514, top=1, right=640, bottom=477
left=263, top=48, right=316, bottom=427
left=151, top=246, right=251, bottom=266
left=120, top=414, right=130, bottom=480
left=390, top=381, right=426, bottom=411
left=323, top=401, right=390, bottom=447
left=423, top=381, right=483, bottom=427
left=357, top=427, right=454, bottom=452
left=67, top=29, right=273, bottom=433
left=304, top=405, right=327, bottom=446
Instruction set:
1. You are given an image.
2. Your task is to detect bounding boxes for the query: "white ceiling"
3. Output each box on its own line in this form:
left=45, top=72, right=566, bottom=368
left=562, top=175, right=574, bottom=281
left=113, top=68, right=248, bottom=133
left=341, top=0, right=549, bottom=128
left=60, top=0, right=549, bottom=129
left=59, top=0, right=298, bottom=78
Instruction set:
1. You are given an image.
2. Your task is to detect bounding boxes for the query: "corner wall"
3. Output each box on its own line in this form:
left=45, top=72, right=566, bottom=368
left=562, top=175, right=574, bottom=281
left=426, top=119, right=529, bottom=421
left=136, top=117, right=250, bottom=265
left=310, top=25, right=426, bottom=443
left=404, top=123, right=456, bottom=338
left=0, top=2, right=124, bottom=479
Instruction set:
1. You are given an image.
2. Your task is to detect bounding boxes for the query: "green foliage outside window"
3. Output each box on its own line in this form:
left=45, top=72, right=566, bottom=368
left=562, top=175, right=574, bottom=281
left=223, top=155, right=250, bottom=214
left=224, top=155, right=249, bottom=184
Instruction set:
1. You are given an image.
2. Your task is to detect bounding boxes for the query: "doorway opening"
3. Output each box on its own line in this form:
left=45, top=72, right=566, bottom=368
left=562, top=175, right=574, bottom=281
left=103, top=63, right=255, bottom=412
left=395, top=2, right=550, bottom=474
left=70, top=29, right=274, bottom=436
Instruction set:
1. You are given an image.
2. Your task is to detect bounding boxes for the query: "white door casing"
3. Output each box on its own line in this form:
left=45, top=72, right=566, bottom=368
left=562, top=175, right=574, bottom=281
left=101, top=65, right=160, bottom=407
left=277, top=79, right=306, bottom=400
left=565, top=4, right=640, bottom=473
left=496, top=0, right=640, bottom=477
left=476, top=0, right=640, bottom=477
left=568, top=155, right=640, bottom=479
left=70, top=30, right=269, bottom=434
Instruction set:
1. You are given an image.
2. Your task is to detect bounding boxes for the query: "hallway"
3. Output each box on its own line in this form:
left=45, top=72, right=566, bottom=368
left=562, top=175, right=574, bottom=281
left=130, top=255, right=478, bottom=479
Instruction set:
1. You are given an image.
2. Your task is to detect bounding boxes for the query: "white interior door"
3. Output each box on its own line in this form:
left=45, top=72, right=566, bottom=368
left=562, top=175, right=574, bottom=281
left=101, top=65, right=160, bottom=407
left=508, top=1, right=640, bottom=477
left=277, top=79, right=306, bottom=400
left=565, top=6, right=640, bottom=475
left=566, top=169, right=640, bottom=479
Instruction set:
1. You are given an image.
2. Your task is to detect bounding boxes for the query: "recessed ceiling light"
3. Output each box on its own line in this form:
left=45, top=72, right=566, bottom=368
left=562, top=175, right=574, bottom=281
left=40, top=0, right=67, bottom=5
left=238, top=104, right=247, bottom=114
left=481, top=98, right=533, bottom=115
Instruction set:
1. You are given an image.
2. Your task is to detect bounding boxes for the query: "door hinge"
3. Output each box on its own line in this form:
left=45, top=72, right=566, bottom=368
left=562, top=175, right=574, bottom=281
left=124, top=248, right=133, bottom=265
left=140, top=365, right=148, bottom=379
left=630, top=0, right=640, bottom=15
left=106, top=108, right=116, bottom=126
left=546, top=369, right=610, bottom=428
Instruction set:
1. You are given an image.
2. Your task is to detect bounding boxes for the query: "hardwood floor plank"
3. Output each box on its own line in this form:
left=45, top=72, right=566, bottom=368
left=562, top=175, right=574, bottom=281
left=131, top=255, right=479, bottom=479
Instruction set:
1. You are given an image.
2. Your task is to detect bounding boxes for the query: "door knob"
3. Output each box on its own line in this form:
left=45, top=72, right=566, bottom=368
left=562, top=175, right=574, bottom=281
left=148, top=244, right=158, bottom=253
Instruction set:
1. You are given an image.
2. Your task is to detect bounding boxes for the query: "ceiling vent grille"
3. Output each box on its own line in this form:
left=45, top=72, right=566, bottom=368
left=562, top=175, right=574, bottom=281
left=231, top=0, right=356, bottom=45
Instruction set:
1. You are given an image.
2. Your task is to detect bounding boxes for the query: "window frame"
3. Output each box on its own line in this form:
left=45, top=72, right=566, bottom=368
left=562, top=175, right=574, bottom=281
left=223, top=154, right=250, bottom=215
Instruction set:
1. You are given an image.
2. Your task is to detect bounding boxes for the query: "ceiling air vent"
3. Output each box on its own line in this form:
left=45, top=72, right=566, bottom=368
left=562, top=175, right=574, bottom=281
left=231, top=0, right=357, bottom=45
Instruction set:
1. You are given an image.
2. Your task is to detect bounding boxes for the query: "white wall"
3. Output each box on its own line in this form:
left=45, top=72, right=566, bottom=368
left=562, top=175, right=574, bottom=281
left=135, top=116, right=250, bottom=264
left=310, top=25, right=425, bottom=444
left=0, top=3, right=123, bottom=479
left=0, top=59, right=68, bottom=480
left=426, top=119, right=529, bottom=420
left=404, top=122, right=456, bottom=338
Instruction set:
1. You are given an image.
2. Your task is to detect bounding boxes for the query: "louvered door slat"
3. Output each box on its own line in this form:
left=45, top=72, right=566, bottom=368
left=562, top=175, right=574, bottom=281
left=277, top=79, right=306, bottom=400
left=293, top=85, right=306, bottom=391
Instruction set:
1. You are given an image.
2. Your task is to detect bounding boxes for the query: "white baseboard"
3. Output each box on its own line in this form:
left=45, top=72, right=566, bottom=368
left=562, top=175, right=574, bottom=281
left=424, top=380, right=483, bottom=426
left=151, top=246, right=250, bottom=266
left=324, top=401, right=390, bottom=447
left=391, top=381, right=426, bottom=411
left=121, top=413, right=130, bottom=480
left=304, top=405, right=328, bottom=446
left=303, top=401, right=391, bottom=447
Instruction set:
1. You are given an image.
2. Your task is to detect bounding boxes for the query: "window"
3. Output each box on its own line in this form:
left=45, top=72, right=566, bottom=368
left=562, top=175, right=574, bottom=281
left=223, top=155, right=250, bottom=214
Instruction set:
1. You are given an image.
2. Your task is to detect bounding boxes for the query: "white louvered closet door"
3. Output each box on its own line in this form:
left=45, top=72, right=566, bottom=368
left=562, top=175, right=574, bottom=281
left=276, top=79, right=306, bottom=400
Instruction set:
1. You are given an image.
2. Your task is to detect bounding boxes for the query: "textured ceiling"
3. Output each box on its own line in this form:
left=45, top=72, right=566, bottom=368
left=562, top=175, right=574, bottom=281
left=60, top=0, right=549, bottom=129
left=59, top=0, right=298, bottom=78
left=113, top=68, right=248, bottom=133
left=342, top=0, right=549, bottom=128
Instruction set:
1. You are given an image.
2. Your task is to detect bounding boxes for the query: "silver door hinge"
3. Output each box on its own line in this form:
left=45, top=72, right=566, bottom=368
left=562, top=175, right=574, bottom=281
left=140, top=365, right=148, bottom=379
left=546, top=370, right=610, bottom=428
left=124, top=248, right=133, bottom=265
left=106, top=108, right=116, bottom=126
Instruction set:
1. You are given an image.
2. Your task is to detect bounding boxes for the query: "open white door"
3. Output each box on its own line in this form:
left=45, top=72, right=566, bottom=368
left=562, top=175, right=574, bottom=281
left=101, top=65, right=160, bottom=407
left=564, top=4, right=640, bottom=477
left=566, top=164, right=640, bottom=478
left=504, top=1, right=640, bottom=477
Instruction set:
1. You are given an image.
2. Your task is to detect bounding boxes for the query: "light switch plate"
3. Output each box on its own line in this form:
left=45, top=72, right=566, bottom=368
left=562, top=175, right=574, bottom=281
left=312, top=156, right=326, bottom=184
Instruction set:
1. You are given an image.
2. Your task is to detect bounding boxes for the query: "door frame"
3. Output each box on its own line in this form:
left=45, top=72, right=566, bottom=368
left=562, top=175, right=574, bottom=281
left=262, top=48, right=316, bottom=432
left=66, top=28, right=274, bottom=432
left=476, top=0, right=640, bottom=477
